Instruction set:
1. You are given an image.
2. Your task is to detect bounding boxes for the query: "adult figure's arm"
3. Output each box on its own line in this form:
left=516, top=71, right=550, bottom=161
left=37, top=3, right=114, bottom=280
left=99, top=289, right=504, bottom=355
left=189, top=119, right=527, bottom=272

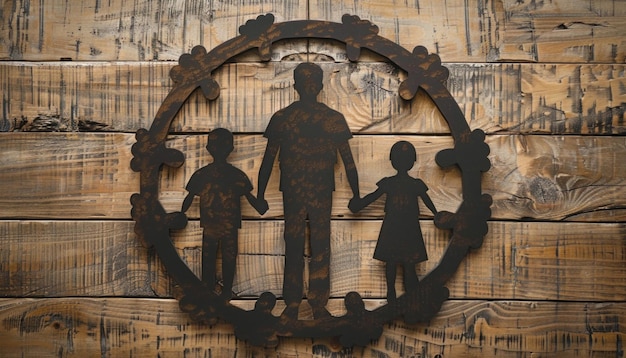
left=256, top=139, right=279, bottom=210
left=350, top=186, right=383, bottom=213
left=338, top=142, right=360, bottom=201
left=181, top=192, right=195, bottom=213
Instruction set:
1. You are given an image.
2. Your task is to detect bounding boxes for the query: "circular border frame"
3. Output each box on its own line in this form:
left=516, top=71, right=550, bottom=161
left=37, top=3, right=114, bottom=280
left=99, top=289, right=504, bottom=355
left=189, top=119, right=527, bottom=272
left=130, top=14, right=492, bottom=347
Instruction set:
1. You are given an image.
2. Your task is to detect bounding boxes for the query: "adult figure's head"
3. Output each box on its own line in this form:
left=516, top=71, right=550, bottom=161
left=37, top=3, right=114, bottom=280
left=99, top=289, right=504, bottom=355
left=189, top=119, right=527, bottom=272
left=293, top=62, right=323, bottom=101
left=206, top=127, right=234, bottom=162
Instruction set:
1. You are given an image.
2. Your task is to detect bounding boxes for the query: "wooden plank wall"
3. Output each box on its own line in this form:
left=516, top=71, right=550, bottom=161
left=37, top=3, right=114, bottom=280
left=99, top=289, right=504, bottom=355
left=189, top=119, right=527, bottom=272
left=1, top=0, right=625, bottom=357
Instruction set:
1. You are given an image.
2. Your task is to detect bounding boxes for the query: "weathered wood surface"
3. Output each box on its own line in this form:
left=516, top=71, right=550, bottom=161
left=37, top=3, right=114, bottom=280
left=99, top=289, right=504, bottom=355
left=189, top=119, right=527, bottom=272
left=1, top=133, right=624, bottom=221
left=0, top=0, right=307, bottom=61
left=2, top=0, right=625, bottom=355
left=3, top=0, right=626, bottom=64
left=0, top=297, right=624, bottom=357
left=1, top=220, right=625, bottom=301
left=310, top=0, right=626, bottom=63
left=2, top=62, right=625, bottom=135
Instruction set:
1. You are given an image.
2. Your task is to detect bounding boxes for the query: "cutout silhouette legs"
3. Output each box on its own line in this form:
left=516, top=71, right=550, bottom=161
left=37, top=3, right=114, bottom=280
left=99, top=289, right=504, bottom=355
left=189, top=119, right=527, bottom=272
left=403, top=263, right=419, bottom=293
left=202, top=229, right=219, bottom=290
left=385, top=263, right=420, bottom=303
left=282, top=190, right=333, bottom=319
left=282, top=203, right=306, bottom=318
left=308, top=205, right=332, bottom=318
left=385, top=264, right=397, bottom=303
left=221, top=233, right=238, bottom=299
left=202, top=227, right=238, bottom=299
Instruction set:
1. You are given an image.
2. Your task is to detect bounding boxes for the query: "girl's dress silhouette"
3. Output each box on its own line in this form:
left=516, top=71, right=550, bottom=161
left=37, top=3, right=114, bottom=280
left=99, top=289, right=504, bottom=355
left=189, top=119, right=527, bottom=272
left=373, top=175, right=429, bottom=264
left=350, top=140, right=437, bottom=301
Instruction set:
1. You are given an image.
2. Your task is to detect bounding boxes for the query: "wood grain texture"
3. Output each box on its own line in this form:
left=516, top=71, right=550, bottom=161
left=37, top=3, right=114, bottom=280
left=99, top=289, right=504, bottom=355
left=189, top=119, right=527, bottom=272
left=1, top=220, right=625, bottom=301
left=310, top=0, right=626, bottom=63
left=0, top=0, right=307, bottom=61
left=2, top=0, right=625, bottom=355
left=0, top=297, right=624, bottom=357
left=499, top=0, right=626, bottom=63
left=1, top=133, right=625, bottom=221
left=2, top=62, right=624, bottom=135
left=4, top=0, right=626, bottom=63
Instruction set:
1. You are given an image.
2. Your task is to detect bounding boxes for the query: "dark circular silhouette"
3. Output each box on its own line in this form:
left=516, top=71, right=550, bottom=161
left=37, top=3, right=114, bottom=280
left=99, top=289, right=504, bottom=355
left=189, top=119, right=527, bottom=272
left=130, top=14, right=491, bottom=347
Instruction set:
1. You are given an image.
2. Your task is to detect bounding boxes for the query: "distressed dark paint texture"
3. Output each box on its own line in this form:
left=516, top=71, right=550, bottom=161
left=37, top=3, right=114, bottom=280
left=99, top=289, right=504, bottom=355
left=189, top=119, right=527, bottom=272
left=131, top=15, right=490, bottom=346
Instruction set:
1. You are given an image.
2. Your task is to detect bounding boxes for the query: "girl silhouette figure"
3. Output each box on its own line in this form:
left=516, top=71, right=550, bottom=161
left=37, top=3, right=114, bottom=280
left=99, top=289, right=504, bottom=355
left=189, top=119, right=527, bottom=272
left=350, top=141, right=438, bottom=303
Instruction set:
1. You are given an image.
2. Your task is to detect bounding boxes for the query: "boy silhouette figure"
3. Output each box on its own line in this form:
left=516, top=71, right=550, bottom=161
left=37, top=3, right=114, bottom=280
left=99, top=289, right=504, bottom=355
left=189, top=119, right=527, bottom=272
left=182, top=128, right=265, bottom=300
left=257, top=63, right=360, bottom=319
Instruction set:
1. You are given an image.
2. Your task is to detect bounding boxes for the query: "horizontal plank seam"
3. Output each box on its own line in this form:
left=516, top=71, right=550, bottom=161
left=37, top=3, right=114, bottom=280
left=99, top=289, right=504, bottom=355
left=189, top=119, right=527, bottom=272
left=2, top=60, right=626, bottom=65
left=1, top=296, right=624, bottom=304
left=7, top=129, right=625, bottom=138
left=1, top=218, right=625, bottom=225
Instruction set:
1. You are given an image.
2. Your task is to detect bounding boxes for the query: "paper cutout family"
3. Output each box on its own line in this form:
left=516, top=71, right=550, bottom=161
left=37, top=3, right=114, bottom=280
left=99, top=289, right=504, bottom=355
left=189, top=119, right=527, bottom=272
left=128, top=14, right=494, bottom=347
left=180, top=62, right=439, bottom=320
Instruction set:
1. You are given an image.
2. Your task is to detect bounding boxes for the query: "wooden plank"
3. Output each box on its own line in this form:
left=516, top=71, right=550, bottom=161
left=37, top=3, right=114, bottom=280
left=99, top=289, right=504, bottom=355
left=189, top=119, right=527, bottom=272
left=4, top=0, right=625, bottom=64
left=1, top=133, right=625, bottom=221
left=503, top=0, right=626, bottom=17
left=500, top=0, right=626, bottom=63
left=2, top=62, right=625, bottom=135
left=309, top=0, right=626, bottom=63
left=0, top=0, right=307, bottom=61
left=0, top=297, right=624, bottom=357
left=1, top=220, right=625, bottom=301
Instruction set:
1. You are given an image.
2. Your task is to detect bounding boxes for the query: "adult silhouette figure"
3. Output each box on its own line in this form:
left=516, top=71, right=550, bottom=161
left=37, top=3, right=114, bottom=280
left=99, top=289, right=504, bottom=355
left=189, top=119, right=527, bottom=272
left=257, top=63, right=360, bottom=319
